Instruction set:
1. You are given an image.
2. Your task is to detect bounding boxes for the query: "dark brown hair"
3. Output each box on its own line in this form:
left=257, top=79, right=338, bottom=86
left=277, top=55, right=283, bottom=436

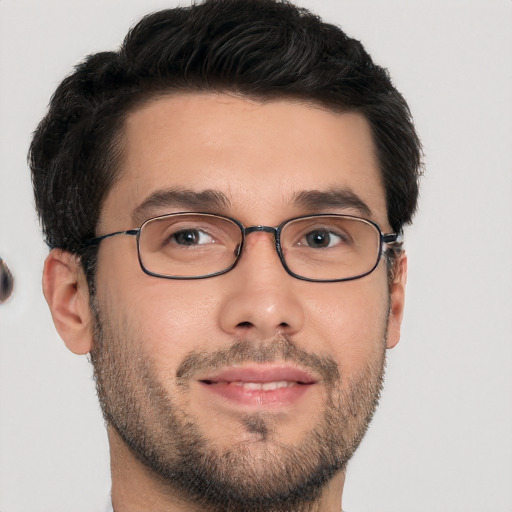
left=30, top=0, right=422, bottom=284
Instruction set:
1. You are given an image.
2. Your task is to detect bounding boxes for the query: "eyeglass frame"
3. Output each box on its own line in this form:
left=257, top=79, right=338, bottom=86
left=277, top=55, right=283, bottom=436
left=82, top=212, right=403, bottom=283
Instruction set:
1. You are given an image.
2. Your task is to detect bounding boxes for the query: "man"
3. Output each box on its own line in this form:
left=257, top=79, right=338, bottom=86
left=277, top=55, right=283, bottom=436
left=30, top=0, right=421, bottom=510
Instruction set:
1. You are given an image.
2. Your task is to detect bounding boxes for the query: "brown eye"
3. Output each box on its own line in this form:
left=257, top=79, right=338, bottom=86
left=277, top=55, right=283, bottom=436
left=305, top=230, right=330, bottom=248
left=303, top=230, right=345, bottom=248
left=171, top=229, right=213, bottom=246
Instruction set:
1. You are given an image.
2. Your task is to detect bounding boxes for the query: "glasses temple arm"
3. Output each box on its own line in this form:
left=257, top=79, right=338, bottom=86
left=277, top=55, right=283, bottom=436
left=81, top=229, right=139, bottom=248
left=382, top=232, right=404, bottom=245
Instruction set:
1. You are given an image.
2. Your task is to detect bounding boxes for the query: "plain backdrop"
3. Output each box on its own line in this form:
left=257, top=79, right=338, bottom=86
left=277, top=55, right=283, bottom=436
left=1, top=1, right=511, bottom=511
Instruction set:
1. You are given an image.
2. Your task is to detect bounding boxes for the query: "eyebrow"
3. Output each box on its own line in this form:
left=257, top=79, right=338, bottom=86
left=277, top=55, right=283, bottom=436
left=132, top=188, right=230, bottom=224
left=292, top=188, right=373, bottom=217
left=132, top=186, right=373, bottom=224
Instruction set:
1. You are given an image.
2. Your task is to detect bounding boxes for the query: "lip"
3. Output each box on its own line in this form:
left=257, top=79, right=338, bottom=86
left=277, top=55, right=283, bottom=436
left=198, top=364, right=317, bottom=407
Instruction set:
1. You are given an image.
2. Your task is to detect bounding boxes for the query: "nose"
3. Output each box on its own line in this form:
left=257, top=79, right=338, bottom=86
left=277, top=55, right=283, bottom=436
left=218, top=230, right=305, bottom=340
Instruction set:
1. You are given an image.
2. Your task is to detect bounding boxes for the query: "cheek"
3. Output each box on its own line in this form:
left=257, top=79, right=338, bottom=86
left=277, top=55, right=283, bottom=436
left=141, top=284, right=219, bottom=361
left=305, top=276, right=389, bottom=369
left=97, top=254, right=223, bottom=371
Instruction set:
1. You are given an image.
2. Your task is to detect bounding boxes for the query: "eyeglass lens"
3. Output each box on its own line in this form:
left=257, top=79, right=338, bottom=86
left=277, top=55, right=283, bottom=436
left=282, top=215, right=380, bottom=281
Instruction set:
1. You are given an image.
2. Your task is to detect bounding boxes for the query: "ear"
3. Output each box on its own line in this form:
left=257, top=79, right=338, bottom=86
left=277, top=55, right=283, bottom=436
left=42, top=249, right=94, bottom=355
left=386, top=252, right=407, bottom=349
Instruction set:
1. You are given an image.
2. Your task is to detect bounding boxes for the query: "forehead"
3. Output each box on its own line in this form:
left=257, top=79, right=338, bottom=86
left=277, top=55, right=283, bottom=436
left=100, top=93, right=387, bottom=229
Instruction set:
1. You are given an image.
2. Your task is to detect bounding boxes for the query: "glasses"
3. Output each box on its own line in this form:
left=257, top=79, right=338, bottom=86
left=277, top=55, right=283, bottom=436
left=83, top=213, right=402, bottom=282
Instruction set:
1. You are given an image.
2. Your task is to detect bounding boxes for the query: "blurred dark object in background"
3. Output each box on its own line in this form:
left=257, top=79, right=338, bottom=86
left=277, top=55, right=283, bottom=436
left=0, top=257, right=14, bottom=303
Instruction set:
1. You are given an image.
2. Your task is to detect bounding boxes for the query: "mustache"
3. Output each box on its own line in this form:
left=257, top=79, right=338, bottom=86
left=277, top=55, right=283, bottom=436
left=175, top=336, right=340, bottom=386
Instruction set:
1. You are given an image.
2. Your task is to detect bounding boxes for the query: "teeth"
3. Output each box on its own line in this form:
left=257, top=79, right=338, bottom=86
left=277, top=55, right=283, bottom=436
left=229, top=381, right=295, bottom=391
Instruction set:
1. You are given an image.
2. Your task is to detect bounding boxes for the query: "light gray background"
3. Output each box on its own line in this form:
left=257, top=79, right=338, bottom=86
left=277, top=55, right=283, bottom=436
left=1, top=1, right=511, bottom=511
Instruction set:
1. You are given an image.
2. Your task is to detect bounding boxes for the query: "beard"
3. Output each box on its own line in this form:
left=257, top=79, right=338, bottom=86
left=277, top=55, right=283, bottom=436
left=90, top=297, right=387, bottom=512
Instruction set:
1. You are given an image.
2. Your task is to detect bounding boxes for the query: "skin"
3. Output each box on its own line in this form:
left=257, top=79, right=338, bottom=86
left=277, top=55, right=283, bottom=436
left=42, top=93, right=407, bottom=511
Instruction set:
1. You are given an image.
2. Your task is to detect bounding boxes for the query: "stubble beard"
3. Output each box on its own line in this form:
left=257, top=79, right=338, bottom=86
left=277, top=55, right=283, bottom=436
left=90, top=297, right=387, bottom=512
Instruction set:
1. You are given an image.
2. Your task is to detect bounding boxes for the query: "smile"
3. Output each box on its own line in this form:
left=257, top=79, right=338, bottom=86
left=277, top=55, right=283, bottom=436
left=204, top=380, right=305, bottom=390
left=197, top=365, right=317, bottom=407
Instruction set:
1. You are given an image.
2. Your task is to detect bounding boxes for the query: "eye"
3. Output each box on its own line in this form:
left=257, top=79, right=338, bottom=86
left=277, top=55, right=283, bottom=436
left=172, top=229, right=214, bottom=246
left=303, top=230, right=345, bottom=248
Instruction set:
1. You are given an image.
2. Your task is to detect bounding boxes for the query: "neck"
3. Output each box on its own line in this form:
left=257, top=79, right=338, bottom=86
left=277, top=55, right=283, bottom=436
left=108, top=428, right=346, bottom=512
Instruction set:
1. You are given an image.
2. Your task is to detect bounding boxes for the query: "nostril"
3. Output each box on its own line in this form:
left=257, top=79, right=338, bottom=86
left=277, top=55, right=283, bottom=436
left=236, top=321, right=253, bottom=328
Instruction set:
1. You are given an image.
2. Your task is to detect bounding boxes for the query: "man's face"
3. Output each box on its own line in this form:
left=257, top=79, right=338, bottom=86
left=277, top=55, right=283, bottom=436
left=90, top=93, right=405, bottom=510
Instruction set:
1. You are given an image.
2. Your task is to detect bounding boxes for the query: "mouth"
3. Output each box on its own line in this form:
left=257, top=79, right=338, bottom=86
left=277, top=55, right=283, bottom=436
left=197, top=365, right=316, bottom=407
left=203, top=380, right=307, bottom=390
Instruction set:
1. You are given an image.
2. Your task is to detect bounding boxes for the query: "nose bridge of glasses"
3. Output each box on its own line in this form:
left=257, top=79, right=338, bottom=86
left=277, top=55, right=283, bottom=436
left=241, top=225, right=281, bottom=257
left=243, top=225, right=280, bottom=250
left=243, top=225, right=278, bottom=237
